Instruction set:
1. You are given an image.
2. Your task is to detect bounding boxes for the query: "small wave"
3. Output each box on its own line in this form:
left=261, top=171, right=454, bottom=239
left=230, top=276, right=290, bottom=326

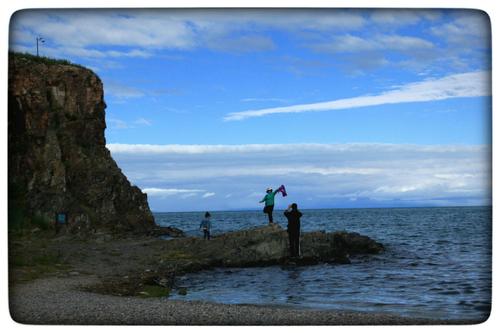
left=463, top=288, right=475, bottom=294
left=458, top=300, right=474, bottom=307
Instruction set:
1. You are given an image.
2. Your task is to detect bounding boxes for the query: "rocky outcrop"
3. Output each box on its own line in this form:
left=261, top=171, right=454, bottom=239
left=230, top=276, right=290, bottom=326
left=151, top=226, right=186, bottom=238
left=8, top=53, right=154, bottom=232
left=88, top=224, right=384, bottom=296
left=159, top=224, right=384, bottom=273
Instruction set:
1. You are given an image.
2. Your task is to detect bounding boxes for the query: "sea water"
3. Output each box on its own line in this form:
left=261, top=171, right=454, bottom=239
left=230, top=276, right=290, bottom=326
left=154, top=206, right=491, bottom=321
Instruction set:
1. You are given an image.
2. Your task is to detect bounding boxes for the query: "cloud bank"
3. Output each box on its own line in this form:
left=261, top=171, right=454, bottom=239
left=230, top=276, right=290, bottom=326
left=9, top=9, right=489, bottom=76
left=224, top=71, right=491, bottom=121
left=9, top=9, right=369, bottom=57
left=107, top=143, right=491, bottom=212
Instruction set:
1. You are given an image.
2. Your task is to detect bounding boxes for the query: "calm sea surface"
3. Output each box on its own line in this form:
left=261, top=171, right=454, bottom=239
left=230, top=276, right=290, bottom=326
left=154, top=206, right=491, bottom=321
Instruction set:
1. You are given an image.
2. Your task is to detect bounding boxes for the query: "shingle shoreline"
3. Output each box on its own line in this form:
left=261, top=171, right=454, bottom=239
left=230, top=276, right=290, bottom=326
left=9, top=276, right=479, bottom=325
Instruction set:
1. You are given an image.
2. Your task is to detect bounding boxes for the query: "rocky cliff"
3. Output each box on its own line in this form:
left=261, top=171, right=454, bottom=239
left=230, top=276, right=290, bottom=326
left=8, top=53, right=154, bottom=233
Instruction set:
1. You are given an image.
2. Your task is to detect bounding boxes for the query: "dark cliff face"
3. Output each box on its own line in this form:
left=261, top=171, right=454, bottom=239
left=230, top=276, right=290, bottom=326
left=8, top=53, right=155, bottom=233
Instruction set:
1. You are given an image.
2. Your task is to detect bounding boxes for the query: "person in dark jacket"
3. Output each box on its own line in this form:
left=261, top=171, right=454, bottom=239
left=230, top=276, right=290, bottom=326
left=284, top=203, right=302, bottom=257
left=199, top=212, right=212, bottom=240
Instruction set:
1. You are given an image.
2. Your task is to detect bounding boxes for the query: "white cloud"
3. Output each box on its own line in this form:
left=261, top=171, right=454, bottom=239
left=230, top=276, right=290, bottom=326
left=135, top=118, right=152, bottom=126
left=376, top=35, right=434, bottom=51
left=305, top=31, right=440, bottom=74
left=180, top=193, right=198, bottom=199
left=182, top=9, right=367, bottom=32
left=107, top=118, right=130, bottom=129
left=107, top=142, right=484, bottom=155
left=312, top=34, right=434, bottom=54
left=11, top=42, right=153, bottom=60
left=205, top=34, right=275, bottom=53
left=143, top=188, right=205, bottom=197
left=241, top=97, right=288, bottom=103
left=106, top=117, right=153, bottom=130
left=9, top=9, right=489, bottom=76
left=314, top=34, right=374, bottom=53
left=143, top=187, right=217, bottom=200
left=105, top=81, right=144, bottom=99
left=11, top=10, right=196, bottom=50
left=224, top=71, right=490, bottom=121
left=103, top=81, right=181, bottom=102
left=9, top=9, right=367, bottom=58
left=108, top=143, right=491, bottom=211
left=430, top=11, right=490, bottom=48
left=370, top=9, right=441, bottom=26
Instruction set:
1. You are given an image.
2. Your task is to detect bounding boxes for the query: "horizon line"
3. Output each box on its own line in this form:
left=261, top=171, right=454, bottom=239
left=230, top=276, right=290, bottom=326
left=151, top=204, right=492, bottom=214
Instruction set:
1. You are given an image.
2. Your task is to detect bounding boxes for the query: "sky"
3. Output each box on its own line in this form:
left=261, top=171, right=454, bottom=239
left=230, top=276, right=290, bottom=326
left=9, top=9, right=492, bottom=212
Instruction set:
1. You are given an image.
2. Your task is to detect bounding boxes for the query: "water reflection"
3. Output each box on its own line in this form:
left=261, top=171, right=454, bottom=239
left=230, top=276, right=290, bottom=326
left=283, top=268, right=303, bottom=304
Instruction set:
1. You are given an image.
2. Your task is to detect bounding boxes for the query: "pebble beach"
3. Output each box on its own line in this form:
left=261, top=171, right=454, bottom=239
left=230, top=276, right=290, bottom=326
left=9, top=275, right=477, bottom=325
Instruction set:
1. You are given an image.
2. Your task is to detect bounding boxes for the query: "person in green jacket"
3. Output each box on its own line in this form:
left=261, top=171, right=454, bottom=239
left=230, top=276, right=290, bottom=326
left=260, top=187, right=279, bottom=224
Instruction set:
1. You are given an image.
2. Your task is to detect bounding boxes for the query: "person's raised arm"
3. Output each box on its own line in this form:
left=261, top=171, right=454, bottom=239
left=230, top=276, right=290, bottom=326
left=284, top=204, right=292, bottom=217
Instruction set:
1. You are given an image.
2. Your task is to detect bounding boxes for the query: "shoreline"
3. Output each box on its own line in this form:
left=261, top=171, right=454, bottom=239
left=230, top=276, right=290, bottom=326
left=152, top=205, right=492, bottom=214
left=9, top=275, right=480, bottom=325
left=8, top=226, right=489, bottom=325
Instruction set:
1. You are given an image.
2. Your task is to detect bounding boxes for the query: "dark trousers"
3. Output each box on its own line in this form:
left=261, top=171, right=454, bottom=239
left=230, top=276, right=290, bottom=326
left=203, top=229, right=210, bottom=240
left=264, top=205, right=274, bottom=223
left=288, top=228, right=300, bottom=257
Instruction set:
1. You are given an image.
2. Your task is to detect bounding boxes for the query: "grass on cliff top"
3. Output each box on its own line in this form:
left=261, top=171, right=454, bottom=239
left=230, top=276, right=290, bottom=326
left=9, top=51, right=87, bottom=69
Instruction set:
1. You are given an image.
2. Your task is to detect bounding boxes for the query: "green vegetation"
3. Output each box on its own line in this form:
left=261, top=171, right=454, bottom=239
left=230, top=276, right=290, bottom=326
left=7, top=181, right=52, bottom=235
left=12, top=251, right=61, bottom=268
left=159, top=250, right=193, bottom=261
left=138, top=285, right=171, bottom=298
left=9, top=51, right=86, bottom=69
left=9, top=241, right=71, bottom=282
left=8, top=182, right=27, bottom=231
left=8, top=181, right=69, bottom=282
left=108, top=250, right=122, bottom=257
left=8, top=205, right=25, bottom=231
left=30, top=214, right=51, bottom=231
left=9, top=209, right=53, bottom=235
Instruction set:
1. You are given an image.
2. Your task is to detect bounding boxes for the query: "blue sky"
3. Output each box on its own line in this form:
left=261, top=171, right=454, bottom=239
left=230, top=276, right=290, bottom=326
left=10, top=9, right=492, bottom=211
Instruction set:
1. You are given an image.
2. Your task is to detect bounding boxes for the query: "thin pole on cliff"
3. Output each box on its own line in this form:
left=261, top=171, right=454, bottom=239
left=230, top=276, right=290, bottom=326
left=36, top=36, right=45, bottom=57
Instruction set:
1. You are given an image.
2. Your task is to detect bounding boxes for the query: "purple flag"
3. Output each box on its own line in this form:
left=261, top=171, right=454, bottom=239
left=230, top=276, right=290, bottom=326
left=277, top=184, right=287, bottom=197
